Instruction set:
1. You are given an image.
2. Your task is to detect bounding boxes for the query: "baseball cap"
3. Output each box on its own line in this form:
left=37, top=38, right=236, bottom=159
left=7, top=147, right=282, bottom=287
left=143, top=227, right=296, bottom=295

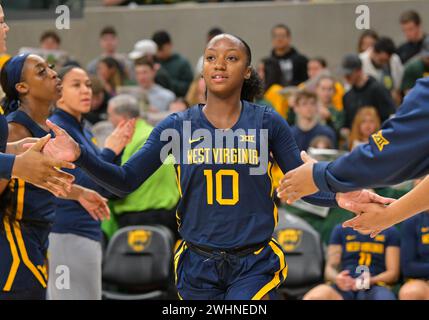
left=129, top=40, right=158, bottom=60
left=339, top=53, right=362, bottom=76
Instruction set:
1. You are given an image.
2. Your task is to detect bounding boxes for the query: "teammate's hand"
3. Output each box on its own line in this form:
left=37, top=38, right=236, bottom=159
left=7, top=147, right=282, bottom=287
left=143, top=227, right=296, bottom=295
left=335, top=270, right=354, bottom=291
left=12, top=134, right=75, bottom=197
left=78, top=188, right=110, bottom=221
left=104, top=118, right=136, bottom=155
left=7, top=137, right=39, bottom=155
left=342, top=201, right=396, bottom=238
left=277, top=151, right=318, bottom=204
left=43, top=120, right=81, bottom=162
left=336, top=190, right=395, bottom=214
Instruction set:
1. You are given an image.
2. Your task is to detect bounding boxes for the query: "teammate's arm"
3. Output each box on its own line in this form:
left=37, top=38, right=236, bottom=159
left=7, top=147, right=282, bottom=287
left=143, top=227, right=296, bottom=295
left=343, top=176, right=429, bottom=236
left=267, top=108, right=337, bottom=207
left=324, top=244, right=342, bottom=283
left=400, top=217, right=429, bottom=278
left=369, top=246, right=400, bottom=286
left=43, top=115, right=176, bottom=197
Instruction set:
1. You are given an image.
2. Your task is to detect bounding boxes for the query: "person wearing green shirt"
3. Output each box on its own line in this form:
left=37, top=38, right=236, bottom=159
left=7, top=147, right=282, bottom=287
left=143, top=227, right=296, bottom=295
left=401, top=38, right=429, bottom=94
left=103, top=94, right=180, bottom=240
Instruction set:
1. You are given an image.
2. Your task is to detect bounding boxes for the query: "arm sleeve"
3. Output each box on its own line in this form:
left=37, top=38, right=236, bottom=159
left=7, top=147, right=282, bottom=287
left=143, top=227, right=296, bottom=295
left=400, top=217, right=429, bottom=278
left=385, top=228, right=401, bottom=247
left=0, top=153, right=15, bottom=179
left=100, top=148, right=117, bottom=163
left=329, top=224, right=343, bottom=245
left=313, top=77, right=429, bottom=193
left=75, top=114, right=177, bottom=197
left=267, top=109, right=337, bottom=207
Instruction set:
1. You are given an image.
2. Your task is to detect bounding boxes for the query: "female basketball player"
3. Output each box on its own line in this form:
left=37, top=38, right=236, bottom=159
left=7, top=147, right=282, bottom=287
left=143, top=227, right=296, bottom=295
left=0, top=4, right=74, bottom=196
left=42, top=34, right=391, bottom=300
left=0, top=54, right=110, bottom=300
left=47, top=66, right=134, bottom=300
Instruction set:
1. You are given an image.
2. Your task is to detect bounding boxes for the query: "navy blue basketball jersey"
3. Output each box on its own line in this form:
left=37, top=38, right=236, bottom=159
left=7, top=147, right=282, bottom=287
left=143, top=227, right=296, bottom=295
left=3, top=110, right=56, bottom=224
left=75, top=101, right=337, bottom=250
left=401, top=212, right=429, bottom=279
left=330, top=224, right=400, bottom=277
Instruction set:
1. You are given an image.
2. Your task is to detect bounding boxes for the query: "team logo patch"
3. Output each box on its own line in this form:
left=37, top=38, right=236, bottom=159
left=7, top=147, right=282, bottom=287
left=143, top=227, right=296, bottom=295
left=346, top=235, right=356, bottom=241
left=371, top=130, right=390, bottom=152
left=91, top=137, right=98, bottom=146
left=277, top=229, right=302, bottom=252
left=128, top=230, right=152, bottom=252
left=239, top=135, right=255, bottom=143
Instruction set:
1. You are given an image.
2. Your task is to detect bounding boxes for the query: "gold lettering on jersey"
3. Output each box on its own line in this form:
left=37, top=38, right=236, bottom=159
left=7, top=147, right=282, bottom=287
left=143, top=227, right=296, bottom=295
left=345, top=241, right=384, bottom=254
left=421, top=227, right=429, bottom=233
left=371, top=130, right=390, bottom=152
left=187, top=148, right=259, bottom=165
left=422, top=234, right=429, bottom=245
left=0, top=105, right=4, bottom=115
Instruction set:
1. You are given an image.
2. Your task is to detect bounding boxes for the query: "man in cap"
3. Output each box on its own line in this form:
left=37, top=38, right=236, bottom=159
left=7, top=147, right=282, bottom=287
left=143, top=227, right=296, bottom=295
left=340, top=53, right=396, bottom=129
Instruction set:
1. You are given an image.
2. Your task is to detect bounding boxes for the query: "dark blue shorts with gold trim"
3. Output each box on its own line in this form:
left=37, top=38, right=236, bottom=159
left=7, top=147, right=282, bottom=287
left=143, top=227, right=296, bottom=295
left=174, top=238, right=288, bottom=300
left=0, top=216, right=49, bottom=300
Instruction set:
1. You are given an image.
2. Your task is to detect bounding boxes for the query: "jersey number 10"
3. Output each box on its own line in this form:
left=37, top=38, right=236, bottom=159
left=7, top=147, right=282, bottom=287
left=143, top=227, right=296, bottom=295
left=203, top=169, right=239, bottom=205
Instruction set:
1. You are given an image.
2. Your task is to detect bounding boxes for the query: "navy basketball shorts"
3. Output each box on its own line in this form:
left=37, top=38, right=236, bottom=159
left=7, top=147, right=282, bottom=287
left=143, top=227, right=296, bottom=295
left=0, top=217, right=49, bottom=300
left=174, top=238, right=288, bottom=300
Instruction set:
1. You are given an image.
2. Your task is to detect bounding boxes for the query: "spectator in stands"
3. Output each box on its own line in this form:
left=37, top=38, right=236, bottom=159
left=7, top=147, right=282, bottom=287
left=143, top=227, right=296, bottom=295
left=147, top=97, right=190, bottom=126
left=357, top=30, right=379, bottom=53
left=401, top=37, right=429, bottom=94
left=398, top=179, right=429, bottom=300
left=97, top=56, right=126, bottom=96
left=257, top=57, right=287, bottom=118
left=169, top=97, right=189, bottom=113
left=135, top=57, right=176, bottom=114
left=84, top=76, right=111, bottom=125
left=315, top=75, right=344, bottom=135
left=152, top=30, right=193, bottom=97
left=39, top=30, right=61, bottom=51
left=106, top=94, right=180, bottom=240
left=397, top=10, right=427, bottom=64
left=87, top=26, right=132, bottom=79
left=269, top=24, right=308, bottom=86
left=291, top=90, right=336, bottom=151
left=309, top=135, right=334, bottom=150
left=185, top=75, right=206, bottom=106
left=128, top=39, right=172, bottom=90
left=195, top=27, right=224, bottom=77
left=348, top=106, right=380, bottom=151
left=301, top=57, right=344, bottom=112
left=359, top=37, right=404, bottom=100
left=303, top=223, right=400, bottom=300
left=340, top=53, right=396, bottom=129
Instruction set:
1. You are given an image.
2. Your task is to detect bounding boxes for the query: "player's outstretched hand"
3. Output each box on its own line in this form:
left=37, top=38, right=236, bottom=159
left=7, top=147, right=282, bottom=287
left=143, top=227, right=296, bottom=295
left=43, top=120, right=81, bottom=162
left=277, top=151, right=318, bottom=204
left=78, top=188, right=110, bottom=221
left=12, top=134, right=75, bottom=197
left=342, top=200, right=396, bottom=238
